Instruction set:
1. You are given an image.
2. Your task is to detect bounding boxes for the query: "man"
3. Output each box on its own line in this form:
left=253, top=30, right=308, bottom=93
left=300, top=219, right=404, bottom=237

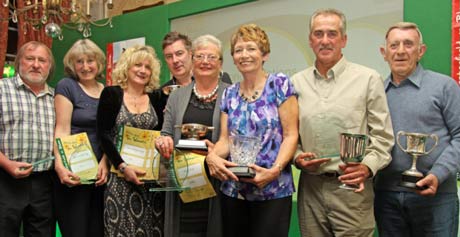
left=291, top=8, right=394, bottom=237
left=375, top=22, right=460, bottom=237
left=161, top=31, right=194, bottom=89
left=0, top=41, right=56, bottom=236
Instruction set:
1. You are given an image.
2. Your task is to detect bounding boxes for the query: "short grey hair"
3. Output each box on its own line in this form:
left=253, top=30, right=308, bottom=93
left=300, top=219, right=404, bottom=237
left=384, top=22, right=424, bottom=45
left=309, top=8, right=347, bottom=36
left=192, top=34, right=223, bottom=61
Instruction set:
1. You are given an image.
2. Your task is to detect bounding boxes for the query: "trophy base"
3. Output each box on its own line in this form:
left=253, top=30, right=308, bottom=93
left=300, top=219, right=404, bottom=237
left=228, top=166, right=255, bottom=178
left=176, top=139, right=207, bottom=150
left=399, top=174, right=423, bottom=189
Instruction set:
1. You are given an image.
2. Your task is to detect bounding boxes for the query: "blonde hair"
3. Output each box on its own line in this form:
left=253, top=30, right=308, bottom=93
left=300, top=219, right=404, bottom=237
left=63, top=39, right=106, bottom=81
left=230, top=23, right=270, bottom=56
left=112, top=45, right=161, bottom=93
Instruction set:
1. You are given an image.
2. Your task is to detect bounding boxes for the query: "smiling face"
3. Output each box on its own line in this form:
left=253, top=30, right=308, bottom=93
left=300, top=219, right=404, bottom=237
left=232, top=39, right=269, bottom=75
left=192, top=44, right=222, bottom=81
left=18, top=45, right=52, bottom=87
left=380, top=28, right=426, bottom=84
left=74, top=54, right=98, bottom=82
left=127, top=59, right=152, bottom=87
left=309, top=14, right=347, bottom=72
left=163, top=40, right=193, bottom=81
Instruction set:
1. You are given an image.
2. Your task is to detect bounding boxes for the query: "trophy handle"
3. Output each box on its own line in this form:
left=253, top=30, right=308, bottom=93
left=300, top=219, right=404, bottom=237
left=425, top=134, right=439, bottom=155
left=396, top=131, right=408, bottom=153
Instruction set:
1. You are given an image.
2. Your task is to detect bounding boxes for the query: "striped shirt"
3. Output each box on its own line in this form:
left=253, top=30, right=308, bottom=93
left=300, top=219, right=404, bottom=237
left=0, top=76, right=55, bottom=171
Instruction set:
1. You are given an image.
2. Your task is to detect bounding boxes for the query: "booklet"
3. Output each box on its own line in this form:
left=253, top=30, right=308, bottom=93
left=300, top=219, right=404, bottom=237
left=56, top=133, right=99, bottom=184
left=174, top=150, right=216, bottom=203
left=112, top=126, right=160, bottom=180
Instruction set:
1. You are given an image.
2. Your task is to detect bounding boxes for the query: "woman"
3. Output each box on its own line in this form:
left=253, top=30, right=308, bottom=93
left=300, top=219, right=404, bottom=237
left=156, top=34, right=230, bottom=237
left=96, top=45, right=166, bottom=236
left=205, top=24, right=299, bottom=237
left=53, top=39, right=108, bottom=237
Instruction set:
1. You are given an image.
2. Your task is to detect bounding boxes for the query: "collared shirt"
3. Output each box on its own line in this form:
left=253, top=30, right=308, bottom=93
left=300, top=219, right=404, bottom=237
left=375, top=64, right=460, bottom=193
left=0, top=76, right=55, bottom=171
left=291, top=57, right=394, bottom=176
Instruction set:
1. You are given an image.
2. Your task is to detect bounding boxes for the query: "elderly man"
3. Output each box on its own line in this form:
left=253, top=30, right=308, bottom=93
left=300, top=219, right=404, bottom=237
left=0, top=41, right=56, bottom=236
left=374, top=22, right=460, bottom=237
left=291, top=8, right=394, bottom=237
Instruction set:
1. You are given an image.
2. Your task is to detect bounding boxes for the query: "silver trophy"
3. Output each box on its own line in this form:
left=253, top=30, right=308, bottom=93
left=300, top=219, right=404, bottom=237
left=396, top=131, right=438, bottom=189
left=339, top=133, right=368, bottom=190
left=174, top=123, right=214, bottom=150
left=228, top=135, right=261, bottom=178
left=149, top=149, right=190, bottom=192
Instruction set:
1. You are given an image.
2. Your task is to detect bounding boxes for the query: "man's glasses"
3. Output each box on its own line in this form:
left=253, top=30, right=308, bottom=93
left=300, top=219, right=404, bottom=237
left=193, top=54, right=221, bottom=62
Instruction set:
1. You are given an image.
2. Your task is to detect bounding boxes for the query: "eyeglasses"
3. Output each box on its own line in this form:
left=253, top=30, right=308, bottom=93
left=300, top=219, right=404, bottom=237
left=193, top=54, right=221, bottom=62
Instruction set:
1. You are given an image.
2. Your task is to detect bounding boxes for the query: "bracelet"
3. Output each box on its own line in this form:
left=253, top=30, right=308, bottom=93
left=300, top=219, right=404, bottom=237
left=274, top=163, right=283, bottom=174
left=119, top=162, right=128, bottom=173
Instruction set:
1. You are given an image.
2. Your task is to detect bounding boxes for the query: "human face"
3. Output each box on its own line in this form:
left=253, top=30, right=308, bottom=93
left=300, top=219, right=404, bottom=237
left=309, top=14, right=347, bottom=70
left=192, top=44, right=222, bottom=81
left=380, top=28, right=425, bottom=83
left=127, top=59, right=152, bottom=88
left=74, top=54, right=98, bottom=82
left=19, top=45, right=51, bottom=87
left=163, top=40, right=193, bottom=80
left=232, top=39, right=268, bottom=74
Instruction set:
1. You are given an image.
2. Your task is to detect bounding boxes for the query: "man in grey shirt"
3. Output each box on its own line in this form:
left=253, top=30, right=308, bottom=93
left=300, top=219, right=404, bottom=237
left=375, top=22, right=460, bottom=237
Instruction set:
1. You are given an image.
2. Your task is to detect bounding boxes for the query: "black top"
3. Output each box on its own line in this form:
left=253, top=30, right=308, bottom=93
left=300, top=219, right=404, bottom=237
left=96, top=86, right=166, bottom=168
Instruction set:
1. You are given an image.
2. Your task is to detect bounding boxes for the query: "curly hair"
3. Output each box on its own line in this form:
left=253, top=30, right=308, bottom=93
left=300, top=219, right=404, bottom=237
left=112, top=45, right=161, bottom=93
left=62, top=39, right=106, bottom=81
left=230, top=23, right=270, bottom=56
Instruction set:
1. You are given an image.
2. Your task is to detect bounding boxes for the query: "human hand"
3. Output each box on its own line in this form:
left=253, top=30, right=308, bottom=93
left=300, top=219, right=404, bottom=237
left=338, top=163, right=371, bottom=193
left=205, top=153, right=238, bottom=181
left=3, top=159, right=34, bottom=179
left=295, top=152, right=331, bottom=172
left=55, top=164, right=81, bottom=187
left=95, top=159, right=109, bottom=186
left=122, top=165, right=146, bottom=185
left=415, top=174, right=438, bottom=196
left=240, top=164, right=279, bottom=189
left=155, top=136, right=174, bottom=159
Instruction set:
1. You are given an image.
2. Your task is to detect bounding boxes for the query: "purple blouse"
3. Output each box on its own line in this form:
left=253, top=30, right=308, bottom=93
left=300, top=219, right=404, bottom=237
left=220, top=73, right=296, bottom=201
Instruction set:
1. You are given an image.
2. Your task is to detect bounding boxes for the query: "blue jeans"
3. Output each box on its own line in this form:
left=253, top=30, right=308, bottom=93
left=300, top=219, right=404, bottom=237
left=375, top=190, right=459, bottom=237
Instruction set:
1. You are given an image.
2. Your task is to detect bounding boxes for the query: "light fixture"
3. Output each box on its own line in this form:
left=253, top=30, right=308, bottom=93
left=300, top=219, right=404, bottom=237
left=2, top=0, right=114, bottom=40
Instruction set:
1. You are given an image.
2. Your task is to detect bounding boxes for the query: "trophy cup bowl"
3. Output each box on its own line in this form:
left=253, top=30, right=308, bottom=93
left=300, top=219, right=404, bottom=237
left=339, top=133, right=368, bottom=190
left=162, top=85, right=181, bottom=95
left=174, top=123, right=214, bottom=150
left=228, top=135, right=261, bottom=178
left=396, top=131, right=438, bottom=189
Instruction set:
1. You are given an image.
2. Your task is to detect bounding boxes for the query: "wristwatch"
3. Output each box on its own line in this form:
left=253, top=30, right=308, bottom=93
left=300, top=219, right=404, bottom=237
left=119, top=162, right=128, bottom=173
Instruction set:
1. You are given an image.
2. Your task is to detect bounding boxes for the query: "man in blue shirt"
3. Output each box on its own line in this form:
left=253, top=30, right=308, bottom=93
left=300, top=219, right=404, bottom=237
left=375, top=22, right=460, bottom=237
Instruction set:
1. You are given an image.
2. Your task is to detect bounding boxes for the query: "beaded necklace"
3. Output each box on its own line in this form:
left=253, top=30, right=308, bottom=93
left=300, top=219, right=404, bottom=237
left=193, top=83, right=219, bottom=101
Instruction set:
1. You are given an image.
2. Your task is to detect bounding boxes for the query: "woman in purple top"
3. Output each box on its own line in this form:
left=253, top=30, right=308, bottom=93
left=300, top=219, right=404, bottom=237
left=205, top=24, right=299, bottom=237
left=53, top=39, right=108, bottom=237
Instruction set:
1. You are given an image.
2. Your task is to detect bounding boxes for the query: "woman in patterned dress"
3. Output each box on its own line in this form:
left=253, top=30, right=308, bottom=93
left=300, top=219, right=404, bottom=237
left=97, top=45, right=166, bottom=237
left=205, top=24, right=299, bottom=237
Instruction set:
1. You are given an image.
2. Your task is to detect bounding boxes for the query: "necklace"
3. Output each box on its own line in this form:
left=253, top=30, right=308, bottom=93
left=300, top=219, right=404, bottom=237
left=240, top=90, right=260, bottom=102
left=126, top=93, right=143, bottom=108
left=193, top=83, right=219, bottom=101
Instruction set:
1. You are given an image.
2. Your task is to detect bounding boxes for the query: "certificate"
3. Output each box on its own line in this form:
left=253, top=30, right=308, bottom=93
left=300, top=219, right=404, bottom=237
left=112, top=126, right=160, bottom=180
left=56, top=133, right=98, bottom=184
left=174, top=150, right=216, bottom=203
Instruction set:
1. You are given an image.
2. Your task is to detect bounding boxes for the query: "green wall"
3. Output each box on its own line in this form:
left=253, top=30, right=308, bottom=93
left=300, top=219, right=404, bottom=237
left=404, top=0, right=452, bottom=76
left=51, top=0, right=254, bottom=87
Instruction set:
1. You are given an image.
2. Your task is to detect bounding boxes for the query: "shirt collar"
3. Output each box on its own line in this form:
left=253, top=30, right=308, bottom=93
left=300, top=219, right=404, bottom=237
left=313, top=56, right=347, bottom=81
left=14, top=74, right=54, bottom=96
left=384, top=64, right=423, bottom=90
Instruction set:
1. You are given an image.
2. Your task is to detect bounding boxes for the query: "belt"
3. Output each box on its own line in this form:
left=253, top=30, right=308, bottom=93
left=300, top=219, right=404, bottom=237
left=319, top=172, right=340, bottom=178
